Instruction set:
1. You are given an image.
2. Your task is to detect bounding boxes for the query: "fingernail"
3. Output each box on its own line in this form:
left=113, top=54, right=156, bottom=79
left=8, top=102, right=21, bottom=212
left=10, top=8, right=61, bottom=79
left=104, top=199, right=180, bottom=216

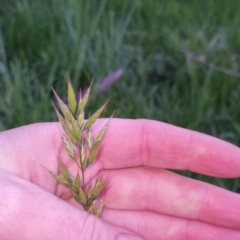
left=117, top=233, right=145, bottom=240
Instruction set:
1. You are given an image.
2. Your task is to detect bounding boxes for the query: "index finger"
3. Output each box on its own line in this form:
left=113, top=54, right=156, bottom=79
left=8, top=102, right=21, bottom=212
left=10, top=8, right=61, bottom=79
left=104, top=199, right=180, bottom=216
left=1, top=119, right=240, bottom=180
left=96, top=119, right=240, bottom=178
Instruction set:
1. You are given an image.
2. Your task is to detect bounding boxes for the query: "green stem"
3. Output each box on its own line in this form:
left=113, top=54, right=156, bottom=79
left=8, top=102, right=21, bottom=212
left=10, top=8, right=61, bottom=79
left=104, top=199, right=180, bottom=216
left=81, top=168, right=85, bottom=187
left=78, top=142, right=85, bottom=187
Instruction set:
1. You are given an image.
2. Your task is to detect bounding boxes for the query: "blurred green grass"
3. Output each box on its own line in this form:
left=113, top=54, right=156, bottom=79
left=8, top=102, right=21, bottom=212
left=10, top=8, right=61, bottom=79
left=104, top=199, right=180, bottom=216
left=1, top=0, right=240, bottom=191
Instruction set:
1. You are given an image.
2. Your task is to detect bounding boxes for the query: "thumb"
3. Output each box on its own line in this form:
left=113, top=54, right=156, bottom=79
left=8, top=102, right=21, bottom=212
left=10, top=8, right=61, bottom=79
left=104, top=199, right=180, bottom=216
left=0, top=171, right=144, bottom=240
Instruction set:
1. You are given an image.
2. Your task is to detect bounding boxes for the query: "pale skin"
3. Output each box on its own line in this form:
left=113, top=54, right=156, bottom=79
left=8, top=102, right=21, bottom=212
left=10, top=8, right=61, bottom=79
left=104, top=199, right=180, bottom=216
left=1, top=119, right=240, bottom=240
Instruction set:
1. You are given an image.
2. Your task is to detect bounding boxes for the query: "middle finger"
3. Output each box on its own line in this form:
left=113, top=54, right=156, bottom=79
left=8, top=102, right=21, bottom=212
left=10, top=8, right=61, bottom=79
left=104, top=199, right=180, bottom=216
left=102, top=167, right=240, bottom=229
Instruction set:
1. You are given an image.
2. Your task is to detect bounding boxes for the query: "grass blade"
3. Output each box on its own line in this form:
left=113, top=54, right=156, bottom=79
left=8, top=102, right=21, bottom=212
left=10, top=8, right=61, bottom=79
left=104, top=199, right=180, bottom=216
left=61, top=133, right=76, bottom=160
left=67, top=78, right=77, bottom=114
left=76, top=80, right=93, bottom=116
left=83, top=99, right=109, bottom=130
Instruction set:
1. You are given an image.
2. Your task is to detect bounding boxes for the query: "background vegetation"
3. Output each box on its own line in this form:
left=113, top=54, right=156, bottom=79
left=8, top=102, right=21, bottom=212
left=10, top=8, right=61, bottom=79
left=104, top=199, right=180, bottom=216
left=1, top=0, right=240, bottom=191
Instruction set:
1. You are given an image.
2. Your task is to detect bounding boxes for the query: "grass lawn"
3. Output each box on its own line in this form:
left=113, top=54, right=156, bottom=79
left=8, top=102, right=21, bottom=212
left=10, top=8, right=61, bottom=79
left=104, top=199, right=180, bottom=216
left=1, top=0, right=240, bottom=191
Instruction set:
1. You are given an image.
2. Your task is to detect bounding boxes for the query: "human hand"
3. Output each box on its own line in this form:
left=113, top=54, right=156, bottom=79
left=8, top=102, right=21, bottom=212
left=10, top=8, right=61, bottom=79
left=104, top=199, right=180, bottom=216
left=1, top=119, right=240, bottom=240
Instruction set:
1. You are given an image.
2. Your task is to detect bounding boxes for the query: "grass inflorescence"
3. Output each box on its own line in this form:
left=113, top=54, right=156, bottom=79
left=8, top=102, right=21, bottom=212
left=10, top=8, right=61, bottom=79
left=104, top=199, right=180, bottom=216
left=50, top=78, right=109, bottom=217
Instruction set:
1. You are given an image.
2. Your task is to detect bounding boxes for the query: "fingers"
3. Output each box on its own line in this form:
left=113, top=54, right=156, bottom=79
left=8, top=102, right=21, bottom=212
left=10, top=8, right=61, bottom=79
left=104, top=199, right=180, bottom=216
left=0, top=170, right=143, bottom=240
left=96, top=119, right=240, bottom=177
left=101, top=167, right=240, bottom=229
left=1, top=119, right=240, bottom=187
left=103, top=209, right=240, bottom=240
